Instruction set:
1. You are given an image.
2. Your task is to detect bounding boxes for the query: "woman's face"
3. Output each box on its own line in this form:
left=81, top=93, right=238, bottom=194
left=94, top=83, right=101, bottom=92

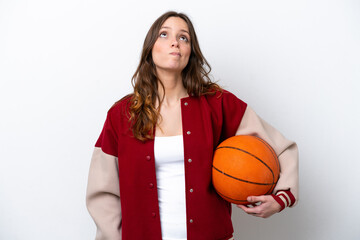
left=152, top=17, right=191, bottom=75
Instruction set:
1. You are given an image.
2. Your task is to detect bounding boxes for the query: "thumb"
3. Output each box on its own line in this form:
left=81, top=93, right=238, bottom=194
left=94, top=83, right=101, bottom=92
left=247, top=196, right=263, bottom=203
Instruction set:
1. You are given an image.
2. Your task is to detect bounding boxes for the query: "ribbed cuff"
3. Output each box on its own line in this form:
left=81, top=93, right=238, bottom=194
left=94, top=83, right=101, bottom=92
left=271, top=190, right=296, bottom=212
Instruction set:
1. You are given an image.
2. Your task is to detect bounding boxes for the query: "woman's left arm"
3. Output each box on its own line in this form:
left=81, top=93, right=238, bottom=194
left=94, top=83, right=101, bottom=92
left=235, top=106, right=299, bottom=218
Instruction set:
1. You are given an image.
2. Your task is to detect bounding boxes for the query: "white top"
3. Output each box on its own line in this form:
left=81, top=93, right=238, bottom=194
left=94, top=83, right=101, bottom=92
left=154, top=135, right=187, bottom=240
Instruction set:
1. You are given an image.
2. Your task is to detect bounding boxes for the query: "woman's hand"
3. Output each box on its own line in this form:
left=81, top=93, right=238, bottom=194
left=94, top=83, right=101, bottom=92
left=237, top=195, right=281, bottom=218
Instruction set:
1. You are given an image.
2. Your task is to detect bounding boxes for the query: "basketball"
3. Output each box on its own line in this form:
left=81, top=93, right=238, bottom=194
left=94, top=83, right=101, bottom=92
left=212, top=135, right=280, bottom=205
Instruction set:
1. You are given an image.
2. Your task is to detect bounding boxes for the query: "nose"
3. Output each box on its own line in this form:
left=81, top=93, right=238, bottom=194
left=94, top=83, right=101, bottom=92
left=171, top=38, right=179, bottom=48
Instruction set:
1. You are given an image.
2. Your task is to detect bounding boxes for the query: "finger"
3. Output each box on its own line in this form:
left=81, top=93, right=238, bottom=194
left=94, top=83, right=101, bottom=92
left=247, top=195, right=266, bottom=204
left=238, top=204, right=260, bottom=215
left=245, top=208, right=259, bottom=216
left=236, top=203, right=254, bottom=209
left=237, top=205, right=248, bottom=211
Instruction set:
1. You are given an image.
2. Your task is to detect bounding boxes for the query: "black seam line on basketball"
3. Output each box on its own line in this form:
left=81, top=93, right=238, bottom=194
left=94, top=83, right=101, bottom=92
left=215, top=146, right=275, bottom=182
left=265, top=187, right=273, bottom=195
left=253, top=137, right=279, bottom=183
left=253, top=136, right=280, bottom=175
left=216, top=190, right=248, bottom=203
left=212, top=165, right=275, bottom=185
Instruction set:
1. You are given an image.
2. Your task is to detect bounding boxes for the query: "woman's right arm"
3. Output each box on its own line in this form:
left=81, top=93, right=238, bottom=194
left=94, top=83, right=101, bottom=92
left=86, top=147, right=122, bottom=240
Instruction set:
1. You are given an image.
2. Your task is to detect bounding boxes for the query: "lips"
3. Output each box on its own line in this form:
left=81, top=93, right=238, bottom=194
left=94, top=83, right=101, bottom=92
left=170, top=52, right=181, bottom=56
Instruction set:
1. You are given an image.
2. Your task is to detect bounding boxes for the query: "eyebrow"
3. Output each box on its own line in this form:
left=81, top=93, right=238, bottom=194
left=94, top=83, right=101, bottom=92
left=160, top=26, right=190, bottom=35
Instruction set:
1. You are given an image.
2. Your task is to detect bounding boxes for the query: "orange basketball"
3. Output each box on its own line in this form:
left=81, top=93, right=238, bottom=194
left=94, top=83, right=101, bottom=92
left=212, top=135, right=280, bottom=205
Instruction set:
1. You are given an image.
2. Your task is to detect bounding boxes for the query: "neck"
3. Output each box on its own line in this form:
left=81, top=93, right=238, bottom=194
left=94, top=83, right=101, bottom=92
left=156, top=70, right=188, bottom=107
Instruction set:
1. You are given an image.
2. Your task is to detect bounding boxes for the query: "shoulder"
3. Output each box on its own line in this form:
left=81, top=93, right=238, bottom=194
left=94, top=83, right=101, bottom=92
left=203, top=89, right=247, bottom=106
left=107, top=94, right=133, bottom=120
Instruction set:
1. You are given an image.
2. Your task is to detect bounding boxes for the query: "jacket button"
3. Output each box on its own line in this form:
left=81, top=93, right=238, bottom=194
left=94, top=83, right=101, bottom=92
left=184, top=102, right=188, bottom=106
left=146, top=155, right=151, bottom=161
left=188, top=158, right=192, bottom=163
left=152, top=212, right=156, bottom=218
left=189, top=219, right=193, bottom=223
left=149, top=183, right=154, bottom=189
left=187, top=131, right=191, bottom=135
left=189, top=188, right=194, bottom=193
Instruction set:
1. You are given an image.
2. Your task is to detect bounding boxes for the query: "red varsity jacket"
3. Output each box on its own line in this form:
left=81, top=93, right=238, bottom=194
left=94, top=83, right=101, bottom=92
left=95, top=91, right=247, bottom=240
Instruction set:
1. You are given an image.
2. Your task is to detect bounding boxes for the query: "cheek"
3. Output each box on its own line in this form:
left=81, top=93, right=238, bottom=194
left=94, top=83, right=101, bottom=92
left=151, top=43, right=163, bottom=64
left=152, top=43, right=159, bottom=57
left=182, top=46, right=191, bottom=62
left=182, top=44, right=191, bottom=57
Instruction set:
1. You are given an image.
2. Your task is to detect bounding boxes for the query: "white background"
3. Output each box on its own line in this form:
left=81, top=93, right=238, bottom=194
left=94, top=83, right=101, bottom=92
left=0, top=0, right=359, bottom=239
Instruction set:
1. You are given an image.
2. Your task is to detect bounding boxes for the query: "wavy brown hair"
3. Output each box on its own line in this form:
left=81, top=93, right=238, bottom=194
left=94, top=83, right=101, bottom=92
left=129, top=11, right=221, bottom=141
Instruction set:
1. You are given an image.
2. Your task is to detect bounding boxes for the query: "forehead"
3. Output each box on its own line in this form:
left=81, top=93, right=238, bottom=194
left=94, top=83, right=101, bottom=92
left=160, top=17, right=189, bottom=32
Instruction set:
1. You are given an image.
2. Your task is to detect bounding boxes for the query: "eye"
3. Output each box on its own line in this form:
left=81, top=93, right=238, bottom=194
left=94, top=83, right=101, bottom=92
left=159, top=32, right=167, bottom=38
left=179, top=35, right=189, bottom=42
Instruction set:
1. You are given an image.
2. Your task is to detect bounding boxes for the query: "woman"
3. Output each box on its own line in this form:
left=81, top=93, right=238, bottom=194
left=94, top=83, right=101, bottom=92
left=86, top=11, right=298, bottom=240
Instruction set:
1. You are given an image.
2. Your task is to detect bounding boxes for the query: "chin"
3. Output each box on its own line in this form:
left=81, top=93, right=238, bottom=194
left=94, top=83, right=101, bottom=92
left=158, top=65, right=185, bottom=73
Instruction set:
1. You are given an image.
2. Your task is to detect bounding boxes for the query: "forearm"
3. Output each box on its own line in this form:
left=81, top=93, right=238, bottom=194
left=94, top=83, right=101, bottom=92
left=86, top=147, right=122, bottom=240
left=235, top=106, right=299, bottom=207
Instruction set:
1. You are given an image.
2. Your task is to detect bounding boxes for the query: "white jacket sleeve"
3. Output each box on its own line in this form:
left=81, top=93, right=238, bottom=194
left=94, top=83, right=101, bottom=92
left=236, top=106, right=299, bottom=206
left=86, top=147, right=122, bottom=239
